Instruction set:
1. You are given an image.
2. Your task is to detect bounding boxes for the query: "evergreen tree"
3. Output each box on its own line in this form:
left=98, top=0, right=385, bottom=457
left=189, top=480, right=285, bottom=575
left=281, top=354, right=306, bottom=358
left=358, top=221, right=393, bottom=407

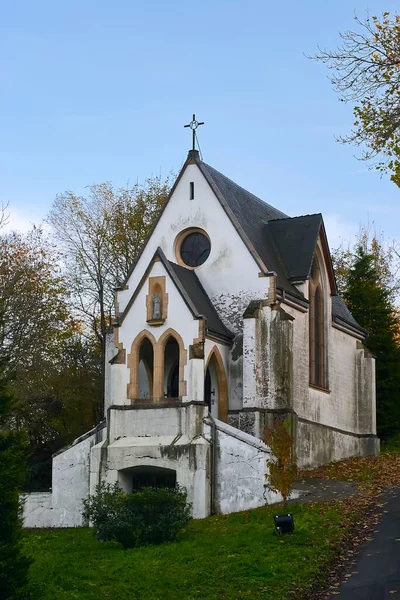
left=343, top=245, right=400, bottom=439
left=0, top=367, right=32, bottom=599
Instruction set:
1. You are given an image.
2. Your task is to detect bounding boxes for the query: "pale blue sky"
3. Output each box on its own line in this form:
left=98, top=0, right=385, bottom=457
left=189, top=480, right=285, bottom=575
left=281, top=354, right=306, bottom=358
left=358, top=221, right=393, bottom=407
left=1, top=0, right=399, bottom=248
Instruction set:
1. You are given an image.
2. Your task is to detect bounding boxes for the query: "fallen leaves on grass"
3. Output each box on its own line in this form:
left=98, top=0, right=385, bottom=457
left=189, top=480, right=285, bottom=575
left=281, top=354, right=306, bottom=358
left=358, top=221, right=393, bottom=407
left=300, top=452, right=400, bottom=487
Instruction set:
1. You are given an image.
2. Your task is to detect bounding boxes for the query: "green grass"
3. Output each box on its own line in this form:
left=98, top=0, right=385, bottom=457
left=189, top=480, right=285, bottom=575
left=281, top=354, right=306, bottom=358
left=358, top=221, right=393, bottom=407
left=24, top=502, right=347, bottom=600
left=381, top=432, right=400, bottom=453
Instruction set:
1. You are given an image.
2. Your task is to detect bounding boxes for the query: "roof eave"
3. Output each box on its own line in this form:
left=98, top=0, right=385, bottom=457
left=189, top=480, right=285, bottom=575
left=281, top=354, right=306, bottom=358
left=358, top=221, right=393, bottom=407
left=118, top=246, right=200, bottom=325
left=332, top=317, right=368, bottom=339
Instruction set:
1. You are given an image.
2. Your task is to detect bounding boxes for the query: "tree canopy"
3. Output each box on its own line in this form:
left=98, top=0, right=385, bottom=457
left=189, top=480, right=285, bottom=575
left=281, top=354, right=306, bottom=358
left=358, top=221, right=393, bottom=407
left=313, top=12, right=400, bottom=186
left=47, top=176, right=172, bottom=361
left=334, top=236, right=400, bottom=438
left=0, top=368, right=32, bottom=599
left=0, top=227, right=102, bottom=489
left=0, top=173, right=172, bottom=490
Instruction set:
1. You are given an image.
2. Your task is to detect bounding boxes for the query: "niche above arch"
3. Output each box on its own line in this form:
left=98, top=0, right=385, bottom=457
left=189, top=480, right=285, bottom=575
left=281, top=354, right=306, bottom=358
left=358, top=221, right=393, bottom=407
left=146, top=276, right=168, bottom=326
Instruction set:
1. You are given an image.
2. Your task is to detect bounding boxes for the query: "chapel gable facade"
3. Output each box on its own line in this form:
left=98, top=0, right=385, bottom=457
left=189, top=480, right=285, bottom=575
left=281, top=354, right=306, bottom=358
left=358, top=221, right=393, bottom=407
left=22, top=149, right=379, bottom=527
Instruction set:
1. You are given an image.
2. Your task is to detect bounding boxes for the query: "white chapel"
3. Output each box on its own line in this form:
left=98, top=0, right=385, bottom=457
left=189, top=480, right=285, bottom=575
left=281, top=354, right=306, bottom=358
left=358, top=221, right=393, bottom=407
left=23, top=146, right=379, bottom=527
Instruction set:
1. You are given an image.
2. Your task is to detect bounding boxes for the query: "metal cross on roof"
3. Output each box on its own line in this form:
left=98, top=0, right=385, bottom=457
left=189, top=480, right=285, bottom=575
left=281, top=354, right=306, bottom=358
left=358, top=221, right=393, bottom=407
left=184, top=114, right=204, bottom=151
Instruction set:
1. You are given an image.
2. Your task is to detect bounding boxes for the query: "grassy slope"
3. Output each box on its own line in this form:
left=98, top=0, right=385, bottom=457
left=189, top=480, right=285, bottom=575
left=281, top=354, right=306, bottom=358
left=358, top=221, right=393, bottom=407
left=25, top=447, right=400, bottom=600
left=25, top=502, right=345, bottom=600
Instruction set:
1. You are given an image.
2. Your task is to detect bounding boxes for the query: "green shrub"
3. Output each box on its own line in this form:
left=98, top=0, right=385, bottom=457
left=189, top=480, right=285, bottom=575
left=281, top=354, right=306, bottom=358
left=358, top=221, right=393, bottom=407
left=83, top=482, right=192, bottom=548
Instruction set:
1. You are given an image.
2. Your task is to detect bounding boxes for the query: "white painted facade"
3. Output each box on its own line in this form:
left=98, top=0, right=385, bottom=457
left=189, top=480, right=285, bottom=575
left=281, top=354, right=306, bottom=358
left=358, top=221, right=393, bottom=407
left=23, top=150, right=378, bottom=528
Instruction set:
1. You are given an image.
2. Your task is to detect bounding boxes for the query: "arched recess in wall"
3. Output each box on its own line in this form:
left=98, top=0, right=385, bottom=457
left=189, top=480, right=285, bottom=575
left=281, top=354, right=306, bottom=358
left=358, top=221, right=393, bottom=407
left=205, top=346, right=228, bottom=422
left=309, top=252, right=327, bottom=388
left=127, top=330, right=157, bottom=400
left=155, top=328, right=187, bottom=400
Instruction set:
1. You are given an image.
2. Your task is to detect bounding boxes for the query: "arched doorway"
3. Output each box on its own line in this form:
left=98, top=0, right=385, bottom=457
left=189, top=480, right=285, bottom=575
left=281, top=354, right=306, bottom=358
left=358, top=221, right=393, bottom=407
left=204, top=348, right=228, bottom=422
left=118, top=466, right=177, bottom=492
left=164, top=337, right=180, bottom=398
left=131, top=466, right=176, bottom=491
left=138, top=337, right=154, bottom=400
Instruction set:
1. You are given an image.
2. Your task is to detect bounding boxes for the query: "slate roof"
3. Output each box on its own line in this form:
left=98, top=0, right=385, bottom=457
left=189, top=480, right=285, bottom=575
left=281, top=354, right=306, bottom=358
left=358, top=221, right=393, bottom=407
left=118, top=247, right=233, bottom=342
left=267, top=214, right=323, bottom=281
left=202, top=162, right=287, bottom=222
left=332, top=296, right=367, bottom=335
left=198, top=159, right=364, bottom=335
left=168, top=261, right=234, bottom=341
left=200, top=163, right=333, bottom=302
left=200, top=162, right=302, bottom=299
left=120, top=151, right=364, bottom=337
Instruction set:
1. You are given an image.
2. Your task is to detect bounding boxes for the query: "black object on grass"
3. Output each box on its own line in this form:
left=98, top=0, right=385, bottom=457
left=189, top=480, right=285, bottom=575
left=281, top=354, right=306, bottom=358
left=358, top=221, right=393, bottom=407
left=274, top=514, right=294, bottom=536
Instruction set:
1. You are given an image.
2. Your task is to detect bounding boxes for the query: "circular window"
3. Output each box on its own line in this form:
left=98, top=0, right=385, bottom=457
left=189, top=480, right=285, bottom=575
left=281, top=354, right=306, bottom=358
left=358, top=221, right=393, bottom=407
left=178, top=231, right=211, bottom=268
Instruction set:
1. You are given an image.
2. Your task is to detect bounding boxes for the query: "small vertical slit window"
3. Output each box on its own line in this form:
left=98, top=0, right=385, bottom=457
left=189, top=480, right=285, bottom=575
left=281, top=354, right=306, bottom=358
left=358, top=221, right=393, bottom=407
left=309, top=259, right=326, bottom=388
left=190, top=182, right=194, bottom=200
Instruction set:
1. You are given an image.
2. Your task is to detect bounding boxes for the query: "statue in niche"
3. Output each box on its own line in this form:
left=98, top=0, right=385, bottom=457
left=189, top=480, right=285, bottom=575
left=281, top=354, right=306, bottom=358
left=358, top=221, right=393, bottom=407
left=152, top=293, right=161, bottom=320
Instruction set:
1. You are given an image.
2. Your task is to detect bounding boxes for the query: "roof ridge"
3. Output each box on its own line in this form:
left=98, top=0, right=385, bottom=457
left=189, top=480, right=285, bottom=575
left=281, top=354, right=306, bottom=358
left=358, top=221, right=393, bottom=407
left=202, top=162, right=288, bottom=219
left=268, top=213, right=322, bottom=223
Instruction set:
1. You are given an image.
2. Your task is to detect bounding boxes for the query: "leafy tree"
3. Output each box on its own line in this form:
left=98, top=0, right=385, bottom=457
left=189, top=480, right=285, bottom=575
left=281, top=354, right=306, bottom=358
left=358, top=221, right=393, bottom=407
left=0, top=228, right=74, bottom=369
left=265, top=417, right=298, bottom=508
left=0, top=228, right=102, bottom=489
left=47, top=176, right=172, bottom=365
left=343, top=244, right=400, bottom=438
left=18, top=332, right=103, bottom=491
left=332, top=229, right=399, bottom=298
left=312, top=12, right=400, bottom=186
left=0, top=368, right=32, bottom=599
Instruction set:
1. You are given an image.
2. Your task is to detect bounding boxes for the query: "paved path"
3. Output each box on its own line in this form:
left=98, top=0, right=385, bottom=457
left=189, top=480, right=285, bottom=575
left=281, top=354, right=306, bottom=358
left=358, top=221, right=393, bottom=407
left=290, top=478, right=359, bottom=504
left=329, top=487, right=400, bottom=599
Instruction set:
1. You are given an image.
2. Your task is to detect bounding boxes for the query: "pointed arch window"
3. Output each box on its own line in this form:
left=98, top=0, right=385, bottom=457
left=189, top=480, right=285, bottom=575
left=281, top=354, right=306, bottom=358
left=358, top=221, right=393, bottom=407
left=309, top=258, right=326, bottom=388
left=127, top=328, right=187, bottom=402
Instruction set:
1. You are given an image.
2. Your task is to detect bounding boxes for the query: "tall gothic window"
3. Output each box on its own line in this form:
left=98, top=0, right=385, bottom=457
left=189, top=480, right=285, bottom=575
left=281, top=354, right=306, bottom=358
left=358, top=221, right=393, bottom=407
left=309, top=257, right=326, bottom=388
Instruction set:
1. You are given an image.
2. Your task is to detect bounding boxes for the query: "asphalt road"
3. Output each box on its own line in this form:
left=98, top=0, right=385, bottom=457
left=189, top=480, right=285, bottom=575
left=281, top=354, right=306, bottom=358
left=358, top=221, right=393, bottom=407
left=330, top=488, right=400, bottom=599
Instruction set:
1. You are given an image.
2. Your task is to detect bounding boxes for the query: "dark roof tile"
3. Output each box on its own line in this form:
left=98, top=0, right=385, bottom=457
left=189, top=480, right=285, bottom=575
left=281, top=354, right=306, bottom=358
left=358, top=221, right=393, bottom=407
left=267, top=214, right=323, bottom=281
left=332, top=295, right=366, bottom=334
left=200, top=163, right=304, bottom=298
left=168, top=260, right=234, bottom=341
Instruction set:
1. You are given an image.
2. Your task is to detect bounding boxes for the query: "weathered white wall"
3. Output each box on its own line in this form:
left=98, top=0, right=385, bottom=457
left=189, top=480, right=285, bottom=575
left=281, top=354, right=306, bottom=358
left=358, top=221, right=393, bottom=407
left=110, top=362, right=129, bottom=406
left=115, top=163, right=270, bottom=409
left=204, top=339, right=230, bottom=374
left=189, top=351, right=205, bottom=404
left=290, top=310, right=375, bottom=436
left=243, top=304, right=294, bottom=412
left=284, top=304, right=309, bottom=421
left=284, top=240, right=378, bottom=467
left=208, top=419, right=281, bottom=514
left=117, top=163, right=269, bottom=313
left=23, top=425, right=106, bottom=528
left=297, top=419, right=379, bottom=469
left=115, top=260, right=199, bottom=405
left=204, top=339, right=230, bottom=415
left=108, top=403, right=205, bottom=441
left=51, top=434, right=94, bottom=527
left=104, top=330, right=117, bottom=416
left=356, top=348, right=376, bottom=434
left=22, top=493, right=58, bottom=528
left=95, top=435, right=211, bottom=518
